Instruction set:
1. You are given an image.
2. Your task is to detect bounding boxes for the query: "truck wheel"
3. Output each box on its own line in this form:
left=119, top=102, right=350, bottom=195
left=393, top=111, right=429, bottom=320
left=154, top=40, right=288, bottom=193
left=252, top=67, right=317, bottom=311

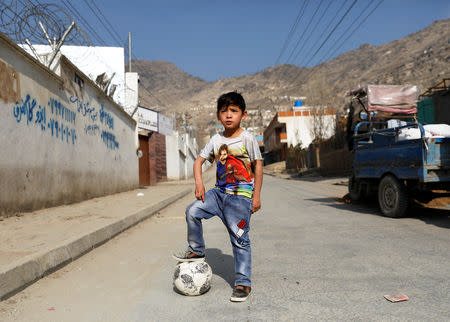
left=378, top=175, right=408, bottom=218
left=348, top=176, right=361, bottom=201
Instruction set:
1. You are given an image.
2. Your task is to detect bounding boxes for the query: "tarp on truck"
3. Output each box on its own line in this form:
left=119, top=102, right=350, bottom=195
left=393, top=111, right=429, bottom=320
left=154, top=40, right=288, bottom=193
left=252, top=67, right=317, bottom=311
left=347, top=85, right=418, bottom=114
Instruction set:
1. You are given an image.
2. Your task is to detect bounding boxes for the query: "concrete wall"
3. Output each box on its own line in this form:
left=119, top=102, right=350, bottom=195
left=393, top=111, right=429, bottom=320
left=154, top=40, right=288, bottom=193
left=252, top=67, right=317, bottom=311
left=0, top=32, right=138, bottom=216
left=125, top=72, right=139, bottom=116
left=279, top=112, right=336, bottom=149
left=21, top=45, right=125, bottom=107
left=165, top=131, right=200, bottom=180
left=166, top=133, right=179, bottom=180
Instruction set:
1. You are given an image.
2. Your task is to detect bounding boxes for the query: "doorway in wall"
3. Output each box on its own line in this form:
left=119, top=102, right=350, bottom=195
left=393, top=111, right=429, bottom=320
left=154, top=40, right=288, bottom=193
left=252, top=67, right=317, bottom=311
left=138, top=135, right=150, bottom=186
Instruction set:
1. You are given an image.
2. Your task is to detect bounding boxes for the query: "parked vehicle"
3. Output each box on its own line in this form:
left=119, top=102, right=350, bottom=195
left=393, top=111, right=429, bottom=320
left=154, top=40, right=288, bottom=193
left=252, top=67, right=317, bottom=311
left=347, top=85, right=450, bottom=217
left=349, top=121, right=450, bottom=217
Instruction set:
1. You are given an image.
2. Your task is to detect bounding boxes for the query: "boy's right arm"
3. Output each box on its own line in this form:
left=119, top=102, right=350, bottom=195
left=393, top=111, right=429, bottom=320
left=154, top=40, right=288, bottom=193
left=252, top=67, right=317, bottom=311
left=193, top=156, right=206, bottom=201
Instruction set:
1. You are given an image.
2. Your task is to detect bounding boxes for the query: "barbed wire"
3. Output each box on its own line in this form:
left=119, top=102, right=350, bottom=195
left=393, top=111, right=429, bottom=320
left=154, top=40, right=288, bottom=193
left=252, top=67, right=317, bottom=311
left=0, top=0, right=92, bottom=46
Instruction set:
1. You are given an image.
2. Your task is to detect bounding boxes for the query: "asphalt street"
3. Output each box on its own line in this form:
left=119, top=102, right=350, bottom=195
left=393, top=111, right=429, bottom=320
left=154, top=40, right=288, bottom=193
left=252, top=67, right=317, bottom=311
left=0, top=175, right=449, bottom=321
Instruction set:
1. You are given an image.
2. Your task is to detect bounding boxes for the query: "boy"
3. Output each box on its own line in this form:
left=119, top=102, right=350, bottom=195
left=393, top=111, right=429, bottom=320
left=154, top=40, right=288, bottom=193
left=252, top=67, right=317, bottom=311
left=173, top=91, right=263, bottom=302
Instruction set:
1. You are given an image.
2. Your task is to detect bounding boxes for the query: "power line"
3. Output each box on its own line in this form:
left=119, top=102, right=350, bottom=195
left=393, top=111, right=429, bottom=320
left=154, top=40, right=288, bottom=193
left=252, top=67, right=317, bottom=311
left=280, top=0, right=358, bottom=91
left=272, top=0, right=335, bottom=87
left=290, top=0, right=334, bottom=64
left=295, top=0, right=358, bottom=80
left=138, top=80, right=168, bottom=108
left=318, top=0, right=374, bottom=63
left=68, top=1, right=185, bottom=109
left=288, top=0, right=382, bottom=92
left=274, top=0, right=309, bottom=66
left=80, top=0, right=169, bottom=108
left=82, top=0, right=122, bottom=46
left=285, top=0, right=325, bottom=64
left=61, top=0, right=106, bottom=45
left=89, top=0, right=123, bottom=45
left=322, top=0, right=384, bottom=63
left=296, top=0, right=349, bottom=67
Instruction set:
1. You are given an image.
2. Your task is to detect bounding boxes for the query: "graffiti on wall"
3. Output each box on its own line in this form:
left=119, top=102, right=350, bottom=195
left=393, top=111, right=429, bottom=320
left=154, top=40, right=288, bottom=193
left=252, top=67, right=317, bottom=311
left=85, top=124, right=100, bottom=136
left=12, top=94, right=119, bottom=150
left=69, top=95, right=98, bottom=122
left=13, top=94, right=77, bottom=144
left=100, top=105, right=114, bottom=130
left=50, top=98, right=76, bottom=125
left=101, top=131, right=119, bottom=150
left=69, top=95, right=118, bottom=150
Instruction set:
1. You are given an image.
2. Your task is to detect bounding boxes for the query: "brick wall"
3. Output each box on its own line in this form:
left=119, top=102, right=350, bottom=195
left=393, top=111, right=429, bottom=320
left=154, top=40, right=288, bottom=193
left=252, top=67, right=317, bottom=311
left=148, top=132, right=167, bottom=184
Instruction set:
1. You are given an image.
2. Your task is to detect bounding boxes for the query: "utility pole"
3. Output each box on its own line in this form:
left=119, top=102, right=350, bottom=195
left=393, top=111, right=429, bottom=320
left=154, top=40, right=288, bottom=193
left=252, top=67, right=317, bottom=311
left=128, top=31, right=132, bottom=72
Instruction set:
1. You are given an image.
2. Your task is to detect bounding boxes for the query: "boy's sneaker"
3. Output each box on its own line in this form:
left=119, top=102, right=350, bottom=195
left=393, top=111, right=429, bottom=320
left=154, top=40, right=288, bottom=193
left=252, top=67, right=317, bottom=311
left=230, top=285, right=251, bottom=302
left=172, top=250, right=205, bottom=262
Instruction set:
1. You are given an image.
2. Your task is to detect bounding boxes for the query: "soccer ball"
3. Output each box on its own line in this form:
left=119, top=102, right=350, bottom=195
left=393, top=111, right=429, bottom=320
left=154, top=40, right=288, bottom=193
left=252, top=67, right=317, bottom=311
left=173, top=261, right=212, bottom=296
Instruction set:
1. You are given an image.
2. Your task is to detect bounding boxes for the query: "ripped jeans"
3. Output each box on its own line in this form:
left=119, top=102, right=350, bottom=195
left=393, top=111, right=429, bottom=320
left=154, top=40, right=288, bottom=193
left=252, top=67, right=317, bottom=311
left=185, top=188, right=253, bottom=287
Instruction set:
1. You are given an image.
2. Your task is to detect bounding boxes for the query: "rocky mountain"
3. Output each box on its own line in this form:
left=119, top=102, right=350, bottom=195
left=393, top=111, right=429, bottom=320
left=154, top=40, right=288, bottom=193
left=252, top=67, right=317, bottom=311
left=132, top=60, right=207, bottom=109
left=133, top=18, right=450, bottom=138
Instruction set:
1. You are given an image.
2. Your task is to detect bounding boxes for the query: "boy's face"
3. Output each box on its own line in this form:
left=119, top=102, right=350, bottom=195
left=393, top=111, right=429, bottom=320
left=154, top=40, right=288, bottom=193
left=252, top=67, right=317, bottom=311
left=217, top=104, right=247, bottom=131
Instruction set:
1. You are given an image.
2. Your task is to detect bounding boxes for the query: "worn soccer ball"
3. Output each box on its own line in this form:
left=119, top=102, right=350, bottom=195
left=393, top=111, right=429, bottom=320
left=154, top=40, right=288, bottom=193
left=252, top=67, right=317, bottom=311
left=173, top=261, right=212, bottom=296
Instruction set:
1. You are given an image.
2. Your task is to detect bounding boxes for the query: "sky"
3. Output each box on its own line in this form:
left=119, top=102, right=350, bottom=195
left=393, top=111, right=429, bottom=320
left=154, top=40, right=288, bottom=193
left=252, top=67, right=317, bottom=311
left=43, top=0, right=450, bottom=81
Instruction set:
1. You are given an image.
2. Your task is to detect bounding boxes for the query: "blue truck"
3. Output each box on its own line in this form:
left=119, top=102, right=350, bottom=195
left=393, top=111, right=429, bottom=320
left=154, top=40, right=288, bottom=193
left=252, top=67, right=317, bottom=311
left=346, top=85, right=449, bottom=217
left=349, top=121, right=450, bottom=217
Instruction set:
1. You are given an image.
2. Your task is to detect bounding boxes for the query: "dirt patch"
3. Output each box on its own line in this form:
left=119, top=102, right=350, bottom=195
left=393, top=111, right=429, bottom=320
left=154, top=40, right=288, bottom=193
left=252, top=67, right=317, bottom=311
left=339, top=192, right=449, bottom=211
left=414, top=191, right=450, bottom=209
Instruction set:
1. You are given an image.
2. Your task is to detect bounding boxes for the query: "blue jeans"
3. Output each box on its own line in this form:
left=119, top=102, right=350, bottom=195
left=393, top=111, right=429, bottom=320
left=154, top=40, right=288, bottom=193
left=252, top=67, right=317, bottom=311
left=185, top=188, right=253, bottom=287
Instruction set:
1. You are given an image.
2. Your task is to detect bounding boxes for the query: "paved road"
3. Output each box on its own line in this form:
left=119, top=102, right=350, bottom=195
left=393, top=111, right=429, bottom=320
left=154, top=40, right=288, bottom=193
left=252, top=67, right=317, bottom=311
left=1, top=175, right=449, bottom=321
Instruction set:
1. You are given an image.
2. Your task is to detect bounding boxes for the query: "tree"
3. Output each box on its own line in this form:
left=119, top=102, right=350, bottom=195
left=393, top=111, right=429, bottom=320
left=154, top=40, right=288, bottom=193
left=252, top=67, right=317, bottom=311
left=305, top=77, right=334, bottom=144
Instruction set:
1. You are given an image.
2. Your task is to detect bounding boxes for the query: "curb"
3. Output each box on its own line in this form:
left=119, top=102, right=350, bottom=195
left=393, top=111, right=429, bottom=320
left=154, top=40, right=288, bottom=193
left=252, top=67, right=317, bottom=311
left=0, top=187, right=192, bottom=301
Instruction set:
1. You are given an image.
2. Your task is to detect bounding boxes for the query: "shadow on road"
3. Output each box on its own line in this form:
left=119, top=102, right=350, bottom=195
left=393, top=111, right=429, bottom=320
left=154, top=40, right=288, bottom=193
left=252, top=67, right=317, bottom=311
left=305, top=196, right=450, bottom=229
left=290, top=176, right=348, bottom=184
left=408, top=204, right=450, bottom=229
left=266, top=172, right=349, bottom=184
left=205, top=248, right=234, bottom=287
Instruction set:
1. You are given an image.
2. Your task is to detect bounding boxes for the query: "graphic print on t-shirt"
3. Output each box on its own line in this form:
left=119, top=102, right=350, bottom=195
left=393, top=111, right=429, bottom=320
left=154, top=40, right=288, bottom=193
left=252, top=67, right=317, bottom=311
left=199, top=130, right=263, bottom=198
left=217, top=144, right=252, bottom=187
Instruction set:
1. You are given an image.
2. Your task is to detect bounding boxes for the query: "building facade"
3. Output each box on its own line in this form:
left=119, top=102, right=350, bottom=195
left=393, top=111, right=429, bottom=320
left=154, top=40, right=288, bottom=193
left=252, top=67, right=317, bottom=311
left=264, top=107, right=336, bottom=164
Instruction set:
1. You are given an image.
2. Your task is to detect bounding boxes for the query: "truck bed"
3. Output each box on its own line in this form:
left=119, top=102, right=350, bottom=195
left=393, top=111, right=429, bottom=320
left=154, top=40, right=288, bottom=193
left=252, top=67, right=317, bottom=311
left=353, top=126, right=450, bottom=183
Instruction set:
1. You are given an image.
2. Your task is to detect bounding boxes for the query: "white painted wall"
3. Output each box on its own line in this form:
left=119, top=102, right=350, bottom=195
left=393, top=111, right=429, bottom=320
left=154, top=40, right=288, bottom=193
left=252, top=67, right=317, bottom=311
left=20, top=45, right=125, bottom=107
left=186, top=139, right=196, bottom=178
left=179, top=151, right=186, bottom=179
left=165, top=131, right=200, bottom=180
left=0, top=33, right=138, bottom=216
left=165, top=133, right=179, bottom=180
left=125, top=72, right=139, bottom=116
left=279, top=113, right=335, bottom=148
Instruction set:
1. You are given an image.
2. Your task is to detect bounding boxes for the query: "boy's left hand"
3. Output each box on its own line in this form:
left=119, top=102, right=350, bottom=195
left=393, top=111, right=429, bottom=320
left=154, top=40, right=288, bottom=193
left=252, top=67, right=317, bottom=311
left=252, top=197, right=261, bottom=213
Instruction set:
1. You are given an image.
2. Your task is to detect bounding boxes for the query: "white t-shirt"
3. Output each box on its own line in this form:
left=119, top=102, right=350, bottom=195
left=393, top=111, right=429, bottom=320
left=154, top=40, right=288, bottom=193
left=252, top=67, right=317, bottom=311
left=199, top=130, right=262, bottom=198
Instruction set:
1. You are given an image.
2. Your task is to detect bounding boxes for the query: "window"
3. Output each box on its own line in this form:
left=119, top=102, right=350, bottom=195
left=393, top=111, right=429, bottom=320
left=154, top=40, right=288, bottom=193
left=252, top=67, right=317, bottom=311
left=74, top=73, right=84, bottom=89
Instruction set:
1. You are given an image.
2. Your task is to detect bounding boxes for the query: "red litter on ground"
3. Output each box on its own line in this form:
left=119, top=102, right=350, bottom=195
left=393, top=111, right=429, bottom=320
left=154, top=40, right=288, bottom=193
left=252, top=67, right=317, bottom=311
left=47, top=307, right=55, bottom=311
left=384, top=294, right=409, bottom=303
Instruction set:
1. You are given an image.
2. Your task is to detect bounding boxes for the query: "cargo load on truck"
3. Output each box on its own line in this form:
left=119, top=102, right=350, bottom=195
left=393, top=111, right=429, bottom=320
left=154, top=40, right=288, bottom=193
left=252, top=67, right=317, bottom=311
left=346, top=84, right=450, bottom=218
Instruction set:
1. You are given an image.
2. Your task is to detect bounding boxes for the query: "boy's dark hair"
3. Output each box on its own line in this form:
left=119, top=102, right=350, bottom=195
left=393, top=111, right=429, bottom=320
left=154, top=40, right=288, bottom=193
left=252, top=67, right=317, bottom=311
left=217, top=91, right=246, bottom=113
left=219, top=144, right=229, bottom=154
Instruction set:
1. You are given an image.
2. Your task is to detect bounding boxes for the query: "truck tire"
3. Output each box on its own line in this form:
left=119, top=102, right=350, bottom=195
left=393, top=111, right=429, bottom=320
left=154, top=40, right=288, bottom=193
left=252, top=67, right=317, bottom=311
left=378, top=175, right=408, bottom=218
left=348, top=175, right=362, bottom=201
